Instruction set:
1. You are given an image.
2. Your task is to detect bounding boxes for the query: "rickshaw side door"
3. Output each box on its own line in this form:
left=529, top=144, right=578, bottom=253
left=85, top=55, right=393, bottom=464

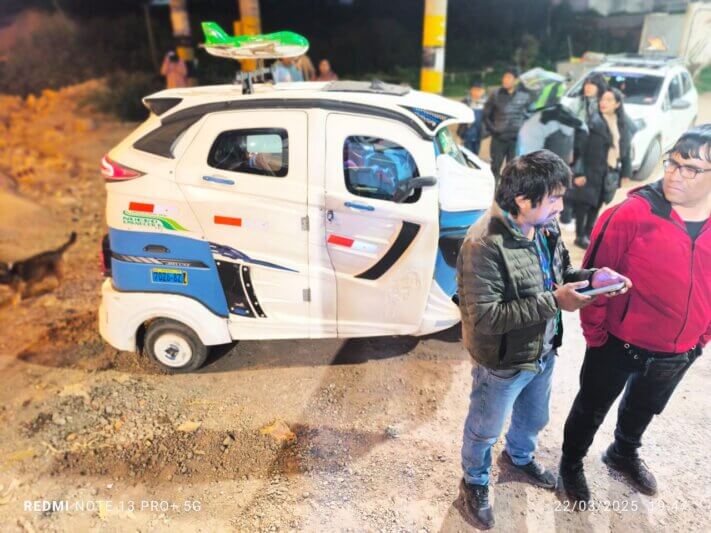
left=323, top=113, right=439, bottom=337
left=176, top=110, right=310, bottom=339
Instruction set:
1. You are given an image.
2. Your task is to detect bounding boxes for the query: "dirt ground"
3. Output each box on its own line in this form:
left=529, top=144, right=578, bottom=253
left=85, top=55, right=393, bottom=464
left=0, top=86, right=709, bottom=533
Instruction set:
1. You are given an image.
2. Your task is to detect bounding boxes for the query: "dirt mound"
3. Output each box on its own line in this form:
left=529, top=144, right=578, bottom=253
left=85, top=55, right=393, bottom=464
left=0, top=81, right=104, bottom=195
left=51, top=423, right=388, bottom=485
left=0, top=79, right=131, bottom=262
left=23, top=372, right=292, bottom=484
left=17, top=311, right=151, bottom=373
left=20, top=365, right=390, bottom=488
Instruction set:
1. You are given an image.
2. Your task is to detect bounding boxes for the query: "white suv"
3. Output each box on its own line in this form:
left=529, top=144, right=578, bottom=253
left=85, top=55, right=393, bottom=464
left=561, top=56, right=698, bottom=181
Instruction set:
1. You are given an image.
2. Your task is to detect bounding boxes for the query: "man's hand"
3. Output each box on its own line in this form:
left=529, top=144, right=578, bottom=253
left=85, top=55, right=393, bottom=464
left=553, top=281, right=593, bottom=311
left=574, top=176, right=587, bottom=187
left=591, top=267, right=632, bottom=298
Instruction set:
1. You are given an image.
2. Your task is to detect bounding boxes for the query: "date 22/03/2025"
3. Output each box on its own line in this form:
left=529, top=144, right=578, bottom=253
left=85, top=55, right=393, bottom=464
left=555, top=499, right=710, bottom=513
left=555, top=499, right=639, bottom=513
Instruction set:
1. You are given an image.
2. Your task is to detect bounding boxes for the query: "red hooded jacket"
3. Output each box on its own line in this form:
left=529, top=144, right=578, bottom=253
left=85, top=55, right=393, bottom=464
left=581, top=180, right=711, bottom=353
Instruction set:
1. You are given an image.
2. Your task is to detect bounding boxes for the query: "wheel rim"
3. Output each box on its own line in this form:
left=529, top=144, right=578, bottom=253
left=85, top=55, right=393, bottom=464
left=153, top=333, right=193, bottom=368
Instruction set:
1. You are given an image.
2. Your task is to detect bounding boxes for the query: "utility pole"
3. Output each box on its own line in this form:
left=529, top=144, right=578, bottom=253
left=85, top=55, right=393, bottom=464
left=168, top=0, right=196, bottom=81
left=420, top=0, right=448, bottom=94
left=235, top=0, right=263, bottom=73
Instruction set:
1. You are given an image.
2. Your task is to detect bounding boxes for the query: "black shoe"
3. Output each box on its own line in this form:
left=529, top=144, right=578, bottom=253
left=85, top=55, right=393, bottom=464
left=602, top=444, right=658, bottom=496
left=502, top=450, right=556, bottom=489
left=574, top=236, right=590, bottom=249
left=558, top=456, right=591, bottom=509
left=461, top=480, right=495, bottom=529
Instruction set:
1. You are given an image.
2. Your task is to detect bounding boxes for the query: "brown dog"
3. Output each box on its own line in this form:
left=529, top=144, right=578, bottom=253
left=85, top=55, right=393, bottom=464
left=0, top=232, right=77, bottom=304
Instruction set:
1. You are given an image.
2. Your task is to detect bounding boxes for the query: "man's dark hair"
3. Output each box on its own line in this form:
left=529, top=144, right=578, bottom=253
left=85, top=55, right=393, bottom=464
left=495, top=150, right=572, bottom=216
left=503, top=66, right=520, bottom=78
left=668, top=123, right=711, bottom=163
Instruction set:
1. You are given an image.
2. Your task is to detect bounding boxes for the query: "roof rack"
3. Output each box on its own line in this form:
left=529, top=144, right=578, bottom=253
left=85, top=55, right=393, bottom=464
left=605, top=53, right=683, bottom=68
left=324, top=80, right=410, bottom=96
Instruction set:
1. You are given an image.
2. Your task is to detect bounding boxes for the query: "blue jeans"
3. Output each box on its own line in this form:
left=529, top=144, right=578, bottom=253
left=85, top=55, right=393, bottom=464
left=461, top=351, right=556, bottom=486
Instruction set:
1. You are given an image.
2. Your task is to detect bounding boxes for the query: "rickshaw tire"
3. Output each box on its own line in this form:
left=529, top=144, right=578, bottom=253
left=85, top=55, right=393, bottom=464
left=144, top=318, right=209, bottom=373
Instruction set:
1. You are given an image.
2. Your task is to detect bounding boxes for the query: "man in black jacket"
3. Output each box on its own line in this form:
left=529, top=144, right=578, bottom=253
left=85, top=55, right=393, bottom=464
left=483, top=68, right=532, bottom=180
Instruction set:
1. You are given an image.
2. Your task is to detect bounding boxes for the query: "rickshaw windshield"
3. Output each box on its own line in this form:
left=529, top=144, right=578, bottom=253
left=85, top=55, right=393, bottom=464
left=435, top=128, right=467, bottom=166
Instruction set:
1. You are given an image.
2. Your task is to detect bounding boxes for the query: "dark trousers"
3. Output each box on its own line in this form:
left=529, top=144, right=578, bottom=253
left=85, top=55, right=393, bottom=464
left=463, top=139, right=481, bottom=155
left=574, top=202, right=600, bottom=239
left=562, top=335, right=698, bottom=461
left=490, top=136, right=516, bottom=180
left=560, top=197, right=575, bottom=224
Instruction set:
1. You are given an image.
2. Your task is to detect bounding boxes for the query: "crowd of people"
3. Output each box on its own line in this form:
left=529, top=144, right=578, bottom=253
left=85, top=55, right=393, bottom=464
left=271, top=55, right=339, bottom=82
left=459, top=68, right=640, bottom=250
left=159, top=47, right=338, bottom=87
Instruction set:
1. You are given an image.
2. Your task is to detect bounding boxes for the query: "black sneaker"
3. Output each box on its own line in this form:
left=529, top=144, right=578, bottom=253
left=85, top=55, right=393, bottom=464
left=602, top=444, right=658, bottom=496
left=558, top=456, right=591, bottom=509
left=502, top=450, right=556, bottom=489
left=461, top=479, right=495, bottom=530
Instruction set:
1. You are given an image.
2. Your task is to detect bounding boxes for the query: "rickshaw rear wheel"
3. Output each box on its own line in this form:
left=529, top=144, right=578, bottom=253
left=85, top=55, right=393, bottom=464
left=144, top=319, right=208, bottom=373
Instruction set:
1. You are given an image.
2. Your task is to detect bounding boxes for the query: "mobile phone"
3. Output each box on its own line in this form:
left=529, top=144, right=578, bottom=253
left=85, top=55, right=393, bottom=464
left=576, top=281, right=626, bottom=297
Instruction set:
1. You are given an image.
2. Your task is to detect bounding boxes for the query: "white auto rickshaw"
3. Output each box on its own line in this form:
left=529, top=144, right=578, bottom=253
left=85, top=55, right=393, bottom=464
left=98, top=27, right=494, bottom=371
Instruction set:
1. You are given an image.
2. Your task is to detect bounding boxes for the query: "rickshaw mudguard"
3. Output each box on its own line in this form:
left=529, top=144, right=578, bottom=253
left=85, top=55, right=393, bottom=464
left=108, top=228, right=230, bottom=317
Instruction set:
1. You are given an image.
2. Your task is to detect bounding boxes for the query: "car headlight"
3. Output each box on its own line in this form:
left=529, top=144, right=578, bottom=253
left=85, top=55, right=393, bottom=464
left=633, top=118, right=646, bottom=132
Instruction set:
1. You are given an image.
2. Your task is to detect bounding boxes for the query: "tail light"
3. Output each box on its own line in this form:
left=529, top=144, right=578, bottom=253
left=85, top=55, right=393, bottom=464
left=99, top=234, right=112, bottom=277
left=101, top=155, right=145, bottom=181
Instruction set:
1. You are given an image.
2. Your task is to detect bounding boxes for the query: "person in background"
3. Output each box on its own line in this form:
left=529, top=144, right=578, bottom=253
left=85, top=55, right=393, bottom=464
left=578, top=73, right=608, bottom=122
left=516, top=81, right=586, bottom=165
left=517, top=81, right=587, bottom=233
left=272, top=57, right=304, bottom=83
left=160, top=51, right=188, bottom=89
left=560, top=72, right=607, bottom=229
left=483, top=68, right=532, bottom=181
left=559, top=124, right=711, bottom=507
left=569, top=88, right=634, bottom=249
left=457, top=82, right=487, bottom=155
left=316, top=59, right=339, bottom=82
left=296, top=54, right=316, bottom=81
left=561, top=73, right=608, bottom=227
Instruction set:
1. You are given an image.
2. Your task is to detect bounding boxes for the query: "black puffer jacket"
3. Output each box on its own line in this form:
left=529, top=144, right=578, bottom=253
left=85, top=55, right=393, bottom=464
left=569, top=111, right=634, bottom=207
left=456, top=204, right=596, bottom=372
left=483, top=86, right=532, bottom=141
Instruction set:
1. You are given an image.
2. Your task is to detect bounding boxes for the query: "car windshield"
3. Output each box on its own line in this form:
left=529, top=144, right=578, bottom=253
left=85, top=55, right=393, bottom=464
left=602, top=72, right=664, bottom=105
left=435, top=128, right=467, bottom=165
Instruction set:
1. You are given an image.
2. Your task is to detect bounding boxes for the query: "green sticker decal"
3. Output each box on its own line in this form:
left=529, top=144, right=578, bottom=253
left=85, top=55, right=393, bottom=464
left=122, top=210, right=188, bottom=231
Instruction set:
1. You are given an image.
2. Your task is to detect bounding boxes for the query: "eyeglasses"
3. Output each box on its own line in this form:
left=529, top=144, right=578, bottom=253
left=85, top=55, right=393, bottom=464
left=663, top=158, right=711, bottom=180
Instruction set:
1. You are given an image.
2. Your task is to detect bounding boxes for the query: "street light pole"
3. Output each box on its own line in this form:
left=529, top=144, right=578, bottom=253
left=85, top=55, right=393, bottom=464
left=420, top=0, right=448, bottom=94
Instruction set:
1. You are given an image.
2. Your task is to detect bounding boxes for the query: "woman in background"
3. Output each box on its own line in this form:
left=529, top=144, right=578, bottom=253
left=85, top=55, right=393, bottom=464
left=570, top=87, right=634, bottom=249
left=561, top=73, right=609, bottom=227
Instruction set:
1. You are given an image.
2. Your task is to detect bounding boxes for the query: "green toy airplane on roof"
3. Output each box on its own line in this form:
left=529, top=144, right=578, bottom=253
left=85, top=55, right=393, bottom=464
left=201, top=22, right=309, bottom=60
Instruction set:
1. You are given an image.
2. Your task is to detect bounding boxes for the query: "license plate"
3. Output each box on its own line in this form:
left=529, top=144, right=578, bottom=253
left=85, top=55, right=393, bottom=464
left=151, top=268, right=188, bottom=285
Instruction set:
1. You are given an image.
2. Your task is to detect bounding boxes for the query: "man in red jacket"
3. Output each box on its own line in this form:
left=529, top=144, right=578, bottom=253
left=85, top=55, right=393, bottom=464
left=559, top=124, right=711, bottom=506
